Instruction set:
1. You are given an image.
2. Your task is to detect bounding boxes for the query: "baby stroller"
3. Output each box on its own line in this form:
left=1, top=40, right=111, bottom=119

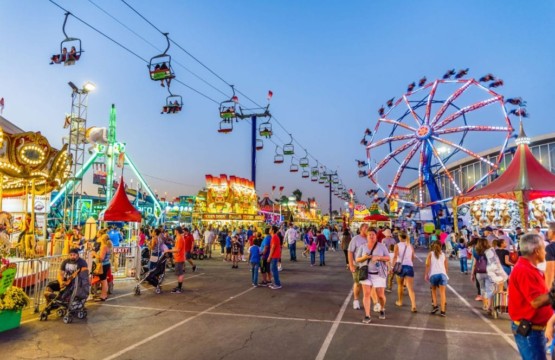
left=134, top=253, right=169, bottom=295
left=90, top=262, right=114, bottom=297
left=39, top=271, right=90, bottom=324
left=140, top=247, right=151, bottom=274
left=191, top=244, right=205, bottom=260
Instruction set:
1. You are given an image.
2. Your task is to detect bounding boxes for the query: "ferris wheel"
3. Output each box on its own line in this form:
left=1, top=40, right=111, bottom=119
left=362, top=70, right=515, bottom=216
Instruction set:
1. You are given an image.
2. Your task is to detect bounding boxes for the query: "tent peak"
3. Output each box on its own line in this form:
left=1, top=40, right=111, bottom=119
left=515, top=120, right=530, bottom=145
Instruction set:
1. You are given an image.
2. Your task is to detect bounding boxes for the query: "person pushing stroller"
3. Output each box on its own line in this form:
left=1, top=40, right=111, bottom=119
left=44, top=248, right=89, bottom=303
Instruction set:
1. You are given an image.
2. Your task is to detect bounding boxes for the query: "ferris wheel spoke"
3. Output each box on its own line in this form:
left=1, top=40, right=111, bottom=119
left=403, top=95, right=423, bottom=127
left=430, top=80, right=473, bottom=127
left=387, top=142, right=420, bottom=199
left=434, top=125, right=511, bottom=135
left=369, top=139, right=419, bottom=178
left=418, top=142, right=425, bottom=206
left=424, top=81, right=439, bottom=125
left=367, top=134, right=416, bottom=150
left=379, top=118, right=418, bottom=132
left=434, top=96, right=502, bottom=130
left=426, top=139, right=463, bottom=195
left=430, top=136, right=496, bottom=167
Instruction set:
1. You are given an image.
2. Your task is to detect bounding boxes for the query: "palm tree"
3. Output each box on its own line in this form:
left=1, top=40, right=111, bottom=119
left=292, top=189, right=303, bottom=202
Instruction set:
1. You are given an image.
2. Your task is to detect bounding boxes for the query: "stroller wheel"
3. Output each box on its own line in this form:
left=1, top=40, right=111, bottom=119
left=39, top=313, right=48, bottom=321
left=63, top=315, right=73, bottom=324
left=77, top=310, right=87, bottom=319
left=134, top=286, right=141, bottom=296
left=155, top=286, right=161, bottom=294
left=57, top=309, right=65, bottom=317
left=199, top=254, right=205, bottom=260
left=191, top=254, right=197, bottom=260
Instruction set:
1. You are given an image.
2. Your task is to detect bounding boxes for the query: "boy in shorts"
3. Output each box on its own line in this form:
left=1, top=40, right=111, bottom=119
left=231, top=236, right=240, bottom=268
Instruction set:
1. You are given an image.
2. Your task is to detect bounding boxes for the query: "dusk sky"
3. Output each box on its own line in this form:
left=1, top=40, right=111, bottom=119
left=1, top=1, right=554, bottom=212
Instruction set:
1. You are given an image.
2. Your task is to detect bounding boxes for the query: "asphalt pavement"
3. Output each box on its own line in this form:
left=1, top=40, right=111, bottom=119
left=0, top=245, right=520, bottom=360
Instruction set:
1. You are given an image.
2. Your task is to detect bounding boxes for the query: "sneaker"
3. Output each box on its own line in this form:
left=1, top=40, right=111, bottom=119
left=269, top=284, right=282, bottom=290
left=474, top=295, right=483, bottom=301
left=171, top=287, right=182, bottom=294
left=192, top=265, right=197, bottom=273
left=353, top=300, right=361, bottom=310
left=259, top=281, right=268, bottom=287
left=385, top=288, right=392, bottom=293
left=440, top=311, right=446, bottom=317
left=379, top=310, right=386, bottom=320
left=362, top=316, right=372, bottom=324
left=252, top=284, right=258, bottom=287
left=430, top=305, right=439, bottom=314
left=373, top=303, right=382, bottom=313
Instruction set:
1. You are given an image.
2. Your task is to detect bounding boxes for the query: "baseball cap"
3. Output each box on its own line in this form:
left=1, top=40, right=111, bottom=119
left=482, top=226, right=493, bottom=232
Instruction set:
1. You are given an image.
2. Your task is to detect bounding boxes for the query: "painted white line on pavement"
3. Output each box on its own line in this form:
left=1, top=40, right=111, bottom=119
left=107, top=273, right=205, bottom=301
left=99, top=302, right=512, bottom=337
left=315, top=290, right=352, bottom=360
left=101, top=286, right=256, bottom=360
left=414, top=254, right=518, bottom=352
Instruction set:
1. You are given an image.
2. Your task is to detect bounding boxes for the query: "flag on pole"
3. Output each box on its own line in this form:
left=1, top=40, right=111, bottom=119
left=267, top=90, right=273, bottom=101
left=0, top=98, right=4, bottom=114
left=279, top=186, right=284, bottom=193
left=272, top=185, right=276, bottom=192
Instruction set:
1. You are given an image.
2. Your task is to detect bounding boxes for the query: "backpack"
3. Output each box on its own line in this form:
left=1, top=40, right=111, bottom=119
left=475, top=255, right=487, bottom=274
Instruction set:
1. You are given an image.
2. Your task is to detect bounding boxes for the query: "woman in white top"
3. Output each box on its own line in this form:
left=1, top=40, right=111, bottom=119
left=392, top=232, right=416, bottom=312
left=425, top=242, right=449, bottom=317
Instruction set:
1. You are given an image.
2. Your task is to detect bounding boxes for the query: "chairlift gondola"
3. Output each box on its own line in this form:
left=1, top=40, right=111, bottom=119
left=290, top=158, right=299, bottom=173
left=318, top=178, right=325, bottom=184
left=217, top=120, right=233, bottom=134
left=299, top=149, right=309, bottom=167
left=259, top=120, right=273, bottom=138
left=219, top=85, right=238, bottom=120
left=148, top=33, right=175, bottom=85
left=274, top=145, right=284, bottom=164
left=311, top=175, right=318, bottom=182
left=332, top=175, right=339, bottom=184
left=255, top=139, right=264, bottom=151
left=161, top=91, right=183, bottom=114
left=50, top=12, right=83, bottom=66
left=283, top=134, right=295, bottom=155
left=302, top=170, right=310, bottom=178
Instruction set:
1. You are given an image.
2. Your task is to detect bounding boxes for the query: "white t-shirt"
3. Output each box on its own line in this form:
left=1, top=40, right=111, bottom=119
left=204, top=230, right=215, bottom=244
left=285, top=228, right=298, bottom=245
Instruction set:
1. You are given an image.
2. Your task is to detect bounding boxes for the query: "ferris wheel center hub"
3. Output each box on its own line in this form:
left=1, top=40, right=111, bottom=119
left=416, top=125, right=432, bottom=139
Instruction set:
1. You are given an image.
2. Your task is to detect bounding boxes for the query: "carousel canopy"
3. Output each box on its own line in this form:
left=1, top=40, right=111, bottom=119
left=454, top=122, right=555, bottom=206
left=363, top=214, right=391, bottom=221
left=99, top=177, right=141, bottom=222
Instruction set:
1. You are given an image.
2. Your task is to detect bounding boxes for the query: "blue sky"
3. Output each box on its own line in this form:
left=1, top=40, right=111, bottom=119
left=1, top=0, right=554, bottom=212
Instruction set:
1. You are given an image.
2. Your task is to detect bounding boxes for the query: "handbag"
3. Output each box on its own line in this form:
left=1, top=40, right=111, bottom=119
left=393, top=243, right=408, bottom=275
left=357, top=242, right=378, bottom=282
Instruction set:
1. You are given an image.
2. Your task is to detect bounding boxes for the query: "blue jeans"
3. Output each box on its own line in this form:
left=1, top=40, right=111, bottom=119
left=270, top=259, right=281, bottom=286
left=511, top=323, right=546, bottom=360
left=251, top=262, right=260, bottom=285
left=310, top=251, right=315, bottom=265
left=319, top=248, right=325, bottom=265
left=289, top=243, right=297, bottom=261
left=459, top=257, right=468, bottom=273
left=502, top=265, right=511, bottom=276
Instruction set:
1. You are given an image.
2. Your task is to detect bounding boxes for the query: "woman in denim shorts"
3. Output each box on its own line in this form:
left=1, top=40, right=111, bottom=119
left=392, top=232, right=417, bottom=312
left=425, top=242, right=449, bottom=317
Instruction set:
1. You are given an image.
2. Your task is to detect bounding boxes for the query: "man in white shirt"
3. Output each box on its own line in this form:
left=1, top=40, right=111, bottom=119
left=348, top=223, right=369, bottom=310
left=203, top=226, right=215, bottom=259
left=284, top=224, right=298, bottom=262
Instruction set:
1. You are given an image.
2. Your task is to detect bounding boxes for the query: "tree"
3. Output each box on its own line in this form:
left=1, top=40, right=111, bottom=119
left=292, top=189, right=303, bottom=202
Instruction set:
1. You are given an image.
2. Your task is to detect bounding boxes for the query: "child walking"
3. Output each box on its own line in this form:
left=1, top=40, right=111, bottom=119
left=249, top=238, right=262, bottom=286
left=309, top=235, right=317, bottom=266
left=231, top=235, right=240, bottom=269
left=457, top=238, right=468, bottom=274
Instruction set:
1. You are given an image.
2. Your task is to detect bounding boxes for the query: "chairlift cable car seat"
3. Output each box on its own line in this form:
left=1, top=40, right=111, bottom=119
left=149, top=33, right=175, bottom=82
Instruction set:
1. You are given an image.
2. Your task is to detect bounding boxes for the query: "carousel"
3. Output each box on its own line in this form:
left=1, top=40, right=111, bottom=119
left=0, top=118, right=71, bottom=260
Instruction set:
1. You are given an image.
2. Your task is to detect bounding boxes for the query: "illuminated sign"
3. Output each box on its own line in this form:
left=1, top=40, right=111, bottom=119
left=202, top=214, right=264, bottom=221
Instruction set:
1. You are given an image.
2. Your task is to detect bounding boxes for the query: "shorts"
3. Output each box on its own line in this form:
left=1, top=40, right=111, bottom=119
left=232, top=251, right=239, bottom=256
left=175, top=262, right=185, bottom=276
left=397, top=265, right=414, bottom=278
left=360, top=274, right=386, bottom=288
left=352, top=269, right=361, bottom=284
left=186, top=252, right=192, bottom=260
left=476, top=272, right=495, bottom=298
left=261, top=259, right=270, bottom=273
left=226, top=248, right=231, bottom=254
left=429, top=273, right=448, bottom=286
left=98, top=264, right=110, bottom=281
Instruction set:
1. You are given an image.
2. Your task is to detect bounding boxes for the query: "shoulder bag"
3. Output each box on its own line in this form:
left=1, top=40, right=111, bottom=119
left=393, top=243, right=408, bottom=275
left=357, top=242, right=378, bottom=282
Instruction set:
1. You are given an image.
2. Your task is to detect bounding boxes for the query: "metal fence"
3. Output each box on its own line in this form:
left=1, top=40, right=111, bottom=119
left=10, top=246, right=141, bottom=315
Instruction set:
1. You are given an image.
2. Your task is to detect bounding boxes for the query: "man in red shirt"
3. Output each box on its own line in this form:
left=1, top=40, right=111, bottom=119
left=509, top=232, right=553, bottom=359
left=268, top=225, right=282, bottom=289
left=165, top=227, right=186, bottom=293
left=183, top=227, right=197, bottom=273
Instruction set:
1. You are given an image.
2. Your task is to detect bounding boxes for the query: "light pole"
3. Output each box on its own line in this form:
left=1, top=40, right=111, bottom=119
left=322, top=170, right=338, bottom=223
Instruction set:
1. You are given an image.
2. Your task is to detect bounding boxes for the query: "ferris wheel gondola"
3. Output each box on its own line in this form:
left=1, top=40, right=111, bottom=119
left=50, top=12, right=83, bottom=66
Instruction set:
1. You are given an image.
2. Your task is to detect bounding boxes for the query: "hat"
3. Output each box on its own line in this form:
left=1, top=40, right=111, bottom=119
left=69, top=248, right=79, bottom=255
left=383, top=229, right=392, bottom=237
left=482, top=226, right=493, bottom=232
